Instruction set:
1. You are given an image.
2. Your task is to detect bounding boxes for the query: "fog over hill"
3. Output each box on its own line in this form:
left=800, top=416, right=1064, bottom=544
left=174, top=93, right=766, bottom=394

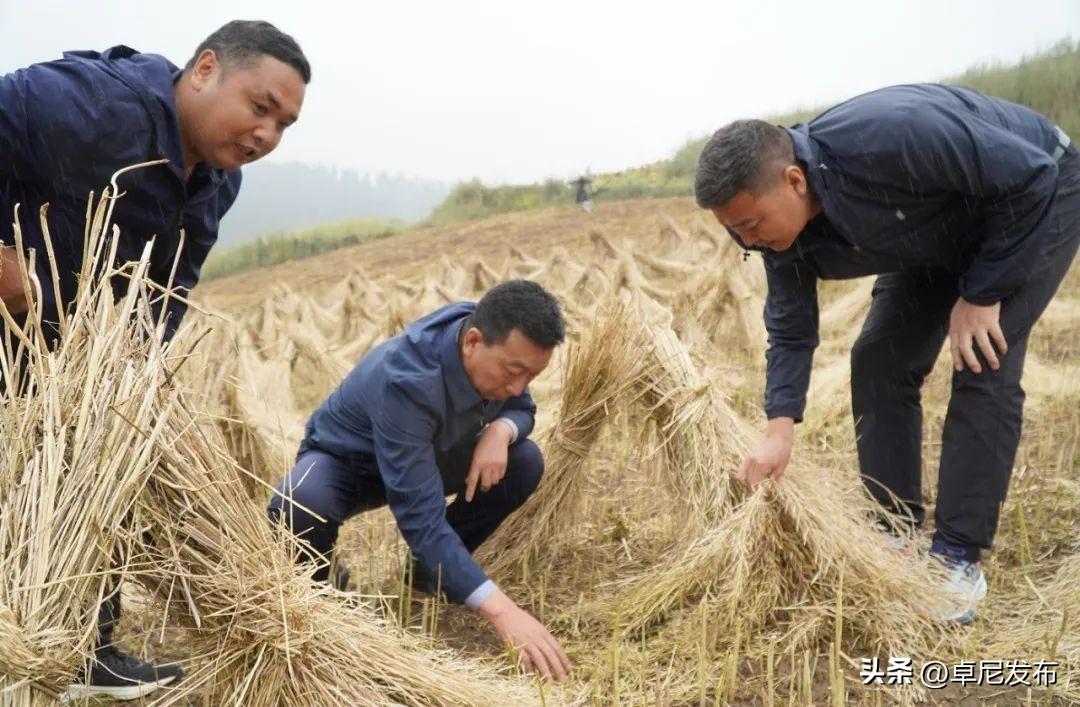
left=217, top=162, right=450, bottom=247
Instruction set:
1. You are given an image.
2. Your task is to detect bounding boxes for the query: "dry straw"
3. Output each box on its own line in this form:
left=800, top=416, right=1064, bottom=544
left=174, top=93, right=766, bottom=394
left=478, top=301, right=649, bottom=579
left=0, top=173, right=180, bottom=703
left=130, top=389, right=536, bottom=706
left=985, top=550, right=1080, bottom=700
left=607, top=295, right=957, bottom=702
left=0, top=175, right=539, bottom=706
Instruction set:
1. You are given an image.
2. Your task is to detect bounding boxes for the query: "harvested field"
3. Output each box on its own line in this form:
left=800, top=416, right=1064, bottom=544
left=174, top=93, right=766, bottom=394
left=4, top=196, right=1079, bottom=705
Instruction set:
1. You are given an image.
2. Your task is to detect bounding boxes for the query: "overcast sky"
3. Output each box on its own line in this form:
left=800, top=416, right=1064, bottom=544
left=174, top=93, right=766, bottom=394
left=2, top=1, right=1077, bottom=184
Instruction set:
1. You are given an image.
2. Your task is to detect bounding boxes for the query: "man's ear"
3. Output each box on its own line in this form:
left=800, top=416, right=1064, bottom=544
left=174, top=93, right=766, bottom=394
left=784, top=164, right=808, bottom=197
left=189, top=49, right=220, bottom=90
left=462, top=327, right=484, bottom=353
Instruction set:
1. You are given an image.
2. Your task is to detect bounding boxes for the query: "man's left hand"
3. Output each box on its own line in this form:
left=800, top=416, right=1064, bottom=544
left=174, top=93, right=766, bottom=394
left=949, top=298, right=1007, bottom=374
left=465, top=421, right=513, bottom=501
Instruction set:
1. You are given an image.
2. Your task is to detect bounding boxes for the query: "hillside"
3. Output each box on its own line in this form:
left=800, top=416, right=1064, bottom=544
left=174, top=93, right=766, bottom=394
left=198, top=196, right=700, bottom=310
left=427, top=38, right=1080, bottom=224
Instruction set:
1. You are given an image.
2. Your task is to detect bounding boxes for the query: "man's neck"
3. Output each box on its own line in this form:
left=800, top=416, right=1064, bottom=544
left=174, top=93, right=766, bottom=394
left=173, top=81, right=200, bottom=181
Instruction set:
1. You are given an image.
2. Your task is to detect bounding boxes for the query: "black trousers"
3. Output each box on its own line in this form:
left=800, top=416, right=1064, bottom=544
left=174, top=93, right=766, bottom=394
left=852, top=147, right=1080, bottom=562
left=97, top=575, right=122, bottom=648
left=267, top=435, right=544, bottom=584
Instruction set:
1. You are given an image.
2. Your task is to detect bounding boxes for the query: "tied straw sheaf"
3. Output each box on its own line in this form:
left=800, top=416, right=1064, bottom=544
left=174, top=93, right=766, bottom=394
left=482, top=289, right=964, bottom=704
left=0, top=162, right=537, bottom=706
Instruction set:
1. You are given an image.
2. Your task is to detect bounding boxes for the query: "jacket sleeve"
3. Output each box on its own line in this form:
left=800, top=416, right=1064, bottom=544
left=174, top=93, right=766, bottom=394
left=495, top=386, right=537, bottom=441
left=763, top=255, right=819, bottom=422
left=893, top=106, right=1059, bottom=305
left=0, top=70, right=37, bottom=184
left=372, top=379, right=491, bottom=606
left=0, top=60, right=141, bottom=325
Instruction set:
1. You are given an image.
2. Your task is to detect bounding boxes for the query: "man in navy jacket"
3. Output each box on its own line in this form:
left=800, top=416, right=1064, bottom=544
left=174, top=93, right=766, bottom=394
left=0, top=21, right=309, bottom=699
left=694, top=84, right=1079, bottom=624
left=270, top=280, right=573, bottom=681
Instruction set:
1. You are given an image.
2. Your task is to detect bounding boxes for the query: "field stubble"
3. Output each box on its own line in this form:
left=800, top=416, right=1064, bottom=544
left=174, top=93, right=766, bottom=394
left=4, top=197, right=1075, bottom=705
left=177, top=198, right=1080, bottom=705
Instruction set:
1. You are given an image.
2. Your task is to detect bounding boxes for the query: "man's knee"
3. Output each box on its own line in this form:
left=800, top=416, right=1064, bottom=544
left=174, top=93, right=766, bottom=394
left=267, top=461, right=343, bottom=542
left=269, top=484, right=325, bottom=536
left=851, top=337, right=932, bottom=403
left=507, top=438, right=544, bottom=500
left=850, top=337, right=887, bottom=404
left=949, top=366, right=1026, bottom=414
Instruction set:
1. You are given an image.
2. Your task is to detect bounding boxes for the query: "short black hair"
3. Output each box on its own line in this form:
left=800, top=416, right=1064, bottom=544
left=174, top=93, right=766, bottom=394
left=694, top=119, right=794, bottom=208
left=187, top=20, right=311, bottom=84
left=469, top=280, right=565, bottom=349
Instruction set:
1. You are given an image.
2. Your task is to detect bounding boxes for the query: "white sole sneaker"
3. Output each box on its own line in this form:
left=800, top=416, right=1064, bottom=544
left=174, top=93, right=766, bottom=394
left=62, top=674, right=176, bottom=702
left=937, top=564, right=988, bottom=625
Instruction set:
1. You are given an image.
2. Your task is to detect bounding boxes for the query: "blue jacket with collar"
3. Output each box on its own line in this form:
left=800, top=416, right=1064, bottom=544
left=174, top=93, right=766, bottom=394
left=745, top=84, right=1064, bottom=421
left=0, top=45, right=241, bottom=341
left=302, top=301, right=538, bottom=605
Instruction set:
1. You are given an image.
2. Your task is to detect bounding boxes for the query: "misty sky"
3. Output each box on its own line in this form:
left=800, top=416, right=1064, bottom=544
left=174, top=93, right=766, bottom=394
left=2, top=1, right=1077, bottom=185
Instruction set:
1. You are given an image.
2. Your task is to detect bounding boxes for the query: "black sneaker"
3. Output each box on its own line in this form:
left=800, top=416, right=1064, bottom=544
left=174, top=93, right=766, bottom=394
left=65, top=646, right=183, bottom=701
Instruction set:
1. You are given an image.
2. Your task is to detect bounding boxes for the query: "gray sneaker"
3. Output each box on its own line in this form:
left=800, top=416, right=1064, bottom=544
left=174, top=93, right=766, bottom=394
left=931, top=554, right=987, bottom=625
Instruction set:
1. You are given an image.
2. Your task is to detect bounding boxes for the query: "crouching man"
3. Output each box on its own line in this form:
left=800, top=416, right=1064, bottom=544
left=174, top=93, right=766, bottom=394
left=269, top=279, right=572, bottom=680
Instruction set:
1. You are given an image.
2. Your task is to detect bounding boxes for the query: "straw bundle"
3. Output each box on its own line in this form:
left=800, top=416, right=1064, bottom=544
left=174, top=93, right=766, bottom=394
left=0, top=175, right=541, bottom=706
left=208, top=328, right=302, bottom=493
left=130, top=390, right=537, bottom=706
left=818, top=278, right=873, bottom=339
left=287, top=329, right=350, bottom=411
left=478, top=303, right=647, bottom=578
left=591, top=298, right=957, bottom=702
left=674, top=229, right=768, bottom=357
left=0, top=185, right=184, bottom=702
left=470, top=258, right=502, bottom=294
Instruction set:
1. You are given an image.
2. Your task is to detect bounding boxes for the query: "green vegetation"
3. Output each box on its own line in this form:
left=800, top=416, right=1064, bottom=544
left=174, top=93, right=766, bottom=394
left=206, top=39, right=1079, bottom=279
left=428, top=39, right=1080, bottom=224
left=428, top=178, right=572, bottom=224
left=201, top=218, right=402, bottom=281
left=947, top=38, right=1080, bottom=139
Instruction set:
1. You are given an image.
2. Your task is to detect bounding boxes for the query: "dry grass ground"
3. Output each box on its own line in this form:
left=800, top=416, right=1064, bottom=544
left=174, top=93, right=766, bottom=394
left=13, top=196, right=1075, bottom=705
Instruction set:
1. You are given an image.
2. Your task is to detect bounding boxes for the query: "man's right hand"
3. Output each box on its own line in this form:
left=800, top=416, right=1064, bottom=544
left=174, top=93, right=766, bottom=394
left=477, top=588, right=571, bottom=681
left=0, top=246, right=30, bottom=315
left=737, top=417, right=795, bottom=490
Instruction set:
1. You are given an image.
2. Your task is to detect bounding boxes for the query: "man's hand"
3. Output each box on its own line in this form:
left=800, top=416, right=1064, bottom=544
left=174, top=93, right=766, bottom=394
left=737, top=417, right=794, bottom=490
left=949, top=298, right=1007, bottom=374
left=464, top=421, right=513, bottom=502
left=478, top=588, right=571, bottom=681
left=0, top=246, right=30, bottom=315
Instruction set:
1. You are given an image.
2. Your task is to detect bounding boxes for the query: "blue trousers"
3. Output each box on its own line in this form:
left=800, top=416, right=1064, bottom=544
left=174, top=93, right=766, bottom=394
left=267, top=436, right=544, bottom=583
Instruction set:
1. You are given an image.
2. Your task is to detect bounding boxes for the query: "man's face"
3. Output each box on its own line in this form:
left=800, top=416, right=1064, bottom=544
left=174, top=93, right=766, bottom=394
left=183, top=50, right=306, bottom=170
left=461, top=328, right=553, bottom=401
left=710, top=165, right=814, bottom=252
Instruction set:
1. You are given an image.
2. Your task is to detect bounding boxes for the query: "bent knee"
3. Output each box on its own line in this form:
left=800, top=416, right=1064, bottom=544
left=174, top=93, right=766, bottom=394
left=508, top=438, right=544, bottom=496
left=267, top=476, right=339, bottom=532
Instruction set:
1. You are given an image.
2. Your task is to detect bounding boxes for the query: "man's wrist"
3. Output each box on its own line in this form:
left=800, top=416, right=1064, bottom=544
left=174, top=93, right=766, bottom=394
left=765, top=417, right=795, bottom=440
left=477, top=586, right=513, bottom=620
left=492, top=418, right=518, bottom=444
left=465, top=579, right=499, bottom=610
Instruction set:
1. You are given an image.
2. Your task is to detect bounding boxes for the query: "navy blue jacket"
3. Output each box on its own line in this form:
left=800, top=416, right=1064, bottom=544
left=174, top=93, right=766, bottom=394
left=303, top=302, right=537, bottom=605
left=748, top=84, right=1065, bottom=421
left=0, top=46, right=241, bottom=341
